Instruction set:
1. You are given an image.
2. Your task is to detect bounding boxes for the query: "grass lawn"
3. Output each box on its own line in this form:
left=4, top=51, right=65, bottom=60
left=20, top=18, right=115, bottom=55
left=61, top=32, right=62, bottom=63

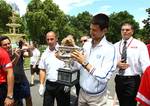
left=23, top=45, right=46, bottom=70
left=24, top=57, right=30, bottom=70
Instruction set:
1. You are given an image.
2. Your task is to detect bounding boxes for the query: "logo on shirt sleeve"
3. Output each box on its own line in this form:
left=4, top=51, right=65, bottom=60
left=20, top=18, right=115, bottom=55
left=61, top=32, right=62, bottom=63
left=5, top=62, right=12, bottom=68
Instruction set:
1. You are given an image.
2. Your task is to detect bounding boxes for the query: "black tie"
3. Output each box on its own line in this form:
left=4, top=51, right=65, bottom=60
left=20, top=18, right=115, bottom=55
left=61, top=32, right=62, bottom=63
left=119, top=40, right=127, bottom=75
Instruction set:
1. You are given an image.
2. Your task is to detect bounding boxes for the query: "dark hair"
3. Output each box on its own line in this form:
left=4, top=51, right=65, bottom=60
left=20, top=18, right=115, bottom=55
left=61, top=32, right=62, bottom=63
left=91, top=13, right=109, bottom=30
left=18, top=40, right=24, bottom=49
left=32, top=41, right=38, bottom=48
left=121, top=21, right=134, bottom=30
left=0, top=35, right=11, bottom=46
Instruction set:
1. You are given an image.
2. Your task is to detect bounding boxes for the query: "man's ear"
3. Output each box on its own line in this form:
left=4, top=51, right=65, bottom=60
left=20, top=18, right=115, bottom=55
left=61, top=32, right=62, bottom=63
left=101, top=28, right=108, bottom=36
left=56, top=37, right=58, bottom=42
left=131, top=30, right=134, bottom=35
left=103, top=28, right=108, bottom=33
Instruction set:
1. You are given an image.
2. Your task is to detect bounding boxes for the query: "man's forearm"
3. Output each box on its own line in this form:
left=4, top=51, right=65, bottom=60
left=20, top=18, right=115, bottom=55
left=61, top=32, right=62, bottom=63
left=39, top=70, right=46, bottom=85
left=12, top=56, right=19, bottom=66
left=7, top=68, right=14, bottom=96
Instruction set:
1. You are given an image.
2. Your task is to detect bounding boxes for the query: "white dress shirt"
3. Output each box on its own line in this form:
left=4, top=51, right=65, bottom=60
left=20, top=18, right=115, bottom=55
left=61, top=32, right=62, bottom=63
left=38, top=45, right=65, bottom=82
left=114, top=36, right=150, bottom=76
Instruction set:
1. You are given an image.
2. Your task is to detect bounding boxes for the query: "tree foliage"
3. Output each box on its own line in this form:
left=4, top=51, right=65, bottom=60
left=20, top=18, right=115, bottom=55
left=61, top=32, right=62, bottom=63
left=74, top=11, right=92, bottom=39
left=27, top=0, right=43, bottom=12
left=26, top=11, right=48, bottom=44
left=108, top=11, right=139, bottom=43
left=25, top=0, right=93, bottom=44
left=0, top=0, right=12, bottom=33
left=25, top=0, right=68, bottom=44
left=64, top=11, right=92, bottom=41
left=141, top=8, right=150, bottom=43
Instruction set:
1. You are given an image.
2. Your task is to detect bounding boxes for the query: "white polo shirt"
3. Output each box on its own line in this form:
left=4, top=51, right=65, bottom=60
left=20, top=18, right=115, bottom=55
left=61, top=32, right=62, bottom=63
left=38, top=45, right=65, bottom=82
left=114, top=36, right=150, bottom=76
left=30, top=48, right=40, bottom=65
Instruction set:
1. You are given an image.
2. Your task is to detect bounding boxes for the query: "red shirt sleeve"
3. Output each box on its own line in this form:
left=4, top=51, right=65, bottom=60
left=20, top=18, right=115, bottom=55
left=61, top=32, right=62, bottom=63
left=0, top=48, right=12, bottom=69
left=0, top=48, right=13, bottom=84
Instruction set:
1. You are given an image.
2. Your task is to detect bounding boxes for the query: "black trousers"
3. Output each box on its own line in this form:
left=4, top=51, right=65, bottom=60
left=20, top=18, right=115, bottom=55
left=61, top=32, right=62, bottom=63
left=30, top=65, right=39, bottom=75
left=0, top=83, right=7, bottom=106
left=75, top=70, right=80, bottom=96
left=115, top=75, right=141, bottom=106
left=43, top=80, right=70, bottom=106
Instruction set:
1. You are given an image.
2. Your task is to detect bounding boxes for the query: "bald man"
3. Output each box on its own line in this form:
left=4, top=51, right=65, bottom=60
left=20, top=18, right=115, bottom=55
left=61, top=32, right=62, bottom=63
left=38, top=31, right=70, bottom=106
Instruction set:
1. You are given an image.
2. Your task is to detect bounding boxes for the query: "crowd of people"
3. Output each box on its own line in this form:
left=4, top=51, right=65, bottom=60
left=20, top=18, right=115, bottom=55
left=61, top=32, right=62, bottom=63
left=0, top=13, right=150, bottom=106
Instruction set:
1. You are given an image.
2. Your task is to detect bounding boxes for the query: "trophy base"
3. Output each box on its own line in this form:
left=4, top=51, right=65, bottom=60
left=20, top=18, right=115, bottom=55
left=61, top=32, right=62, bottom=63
left=57, top=80, right=78, bottom=87
left=57, top=68, right=79, bottom=87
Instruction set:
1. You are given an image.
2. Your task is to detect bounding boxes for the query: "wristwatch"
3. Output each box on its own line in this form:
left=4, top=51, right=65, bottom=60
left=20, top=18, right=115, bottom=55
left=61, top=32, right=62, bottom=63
left=6, top=95, right=14, bottom=100
left=82, top=60, right=89, bottom=67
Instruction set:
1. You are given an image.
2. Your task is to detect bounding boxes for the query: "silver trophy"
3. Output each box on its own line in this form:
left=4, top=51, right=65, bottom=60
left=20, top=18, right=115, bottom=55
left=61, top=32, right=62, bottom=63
left=57, top=46, right=82, bottom=86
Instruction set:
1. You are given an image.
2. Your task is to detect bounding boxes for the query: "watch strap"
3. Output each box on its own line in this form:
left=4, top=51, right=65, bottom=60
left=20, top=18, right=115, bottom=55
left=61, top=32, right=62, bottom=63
left=6, top=95, right=14, bottom=100
left=82, top=61, right=89, bottom=67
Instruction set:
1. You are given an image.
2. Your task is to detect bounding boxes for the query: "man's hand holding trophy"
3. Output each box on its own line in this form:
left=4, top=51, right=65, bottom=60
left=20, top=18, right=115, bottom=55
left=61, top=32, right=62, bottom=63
left=56, top=46, right=82, bottom=86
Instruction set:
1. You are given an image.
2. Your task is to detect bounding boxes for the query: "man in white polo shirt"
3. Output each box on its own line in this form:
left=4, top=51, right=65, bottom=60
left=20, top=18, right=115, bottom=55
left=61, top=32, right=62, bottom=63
left=38, top=31, right=70, bottom=106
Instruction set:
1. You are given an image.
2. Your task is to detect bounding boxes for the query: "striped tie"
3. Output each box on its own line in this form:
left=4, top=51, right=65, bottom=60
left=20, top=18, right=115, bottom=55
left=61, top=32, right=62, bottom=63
left=119, top=40, right=127, bottom=75
left=121, top=40, right=127, bottom=63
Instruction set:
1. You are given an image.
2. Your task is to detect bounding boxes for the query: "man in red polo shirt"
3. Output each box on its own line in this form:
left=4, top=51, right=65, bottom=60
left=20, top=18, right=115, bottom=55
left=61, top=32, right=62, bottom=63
left=136, top=66, right=150, bottom=106
left=0, top=47, right=14, bottom=106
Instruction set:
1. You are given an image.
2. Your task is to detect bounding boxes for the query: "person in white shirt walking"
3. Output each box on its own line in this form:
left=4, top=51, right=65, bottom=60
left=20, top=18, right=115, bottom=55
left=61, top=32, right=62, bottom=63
left=30, top=42, right=40, bottom=86
left=114, top=22, right=150, bottom=106
left=71, top=13, right=117, bottom=106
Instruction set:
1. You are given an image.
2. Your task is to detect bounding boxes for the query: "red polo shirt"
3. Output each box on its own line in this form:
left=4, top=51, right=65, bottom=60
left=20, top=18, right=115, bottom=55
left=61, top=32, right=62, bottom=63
left=0, top=47, right=12, bottom=84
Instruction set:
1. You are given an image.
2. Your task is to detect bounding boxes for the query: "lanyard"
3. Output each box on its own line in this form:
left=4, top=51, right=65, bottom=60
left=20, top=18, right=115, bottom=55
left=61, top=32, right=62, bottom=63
left=119, top=38, right=133, bottom=55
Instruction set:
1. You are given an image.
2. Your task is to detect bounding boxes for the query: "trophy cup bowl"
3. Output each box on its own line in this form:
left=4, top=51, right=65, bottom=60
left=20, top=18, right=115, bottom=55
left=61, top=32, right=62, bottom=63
left=57, top=46, right=82, bottom=86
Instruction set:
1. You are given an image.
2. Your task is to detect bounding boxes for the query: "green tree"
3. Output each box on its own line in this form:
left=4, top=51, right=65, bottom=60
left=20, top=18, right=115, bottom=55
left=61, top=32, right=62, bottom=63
left=142, top=8, right=150, bottom=43
left=27, top=0, right=43, bottom=12
left=0, top=0, right=12, bottom=33
left=26, top=0, right=48, bottom=44
left=26, top=11, right=48, bottom=44
left=21, top=16, right=28, bottom=35
left=108, top=11, right=139, bottom=43
left=76, top=11, right=92, bottom=34
left=64, top=15, right=79, bottom=40
left=43, top=0, right=69, bottom=41
left=68, top=11, right=92, bottom=41
left=25, top=0, right=93, bottom=44
left=26, top=0, right=68, bottom=44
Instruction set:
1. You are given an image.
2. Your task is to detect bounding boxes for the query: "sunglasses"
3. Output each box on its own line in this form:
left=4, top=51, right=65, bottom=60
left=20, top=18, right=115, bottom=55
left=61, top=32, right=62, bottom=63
left=46, top=38, right=54, bottom=41
left=80, top=39, right=87, bottom=43
left=121, top=29, right=131, bottom=31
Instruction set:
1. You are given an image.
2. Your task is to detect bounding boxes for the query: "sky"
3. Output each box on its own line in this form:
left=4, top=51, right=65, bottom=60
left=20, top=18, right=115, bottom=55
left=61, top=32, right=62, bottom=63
left=4, top=0, right=150, bottom=28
